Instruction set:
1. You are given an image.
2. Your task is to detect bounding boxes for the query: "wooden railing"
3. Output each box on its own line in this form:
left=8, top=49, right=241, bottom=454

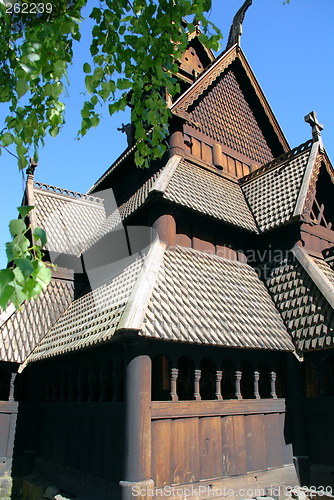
left=151, top=398, right=292, bottom=488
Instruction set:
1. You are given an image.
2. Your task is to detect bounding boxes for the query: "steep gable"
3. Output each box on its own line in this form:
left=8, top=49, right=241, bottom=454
left=172, top=45, right=289, bottom=167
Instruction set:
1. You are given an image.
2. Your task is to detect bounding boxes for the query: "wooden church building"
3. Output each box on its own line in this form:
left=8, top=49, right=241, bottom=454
left=1, top=3, right=334, bottom=499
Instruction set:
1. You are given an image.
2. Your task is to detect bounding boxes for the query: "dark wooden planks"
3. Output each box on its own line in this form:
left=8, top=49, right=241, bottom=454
left=199, top=416, right=222, bottom=479
left=152, top=419, right=172, bottom=487
left=245, top=413, right=266, bottom=472
left=171, top=417, right=200, bottom=485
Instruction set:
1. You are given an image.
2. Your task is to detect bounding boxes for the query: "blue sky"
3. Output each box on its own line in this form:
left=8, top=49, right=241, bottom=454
left=1, top=0, right=333, bottom=268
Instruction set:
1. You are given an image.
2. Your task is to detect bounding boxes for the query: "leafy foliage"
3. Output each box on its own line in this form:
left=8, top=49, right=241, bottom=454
left=0, top=0, right=221, bottom=170
left=0, top=206, right=54, bottom=310
left=0, top=0, right=221, bottom=310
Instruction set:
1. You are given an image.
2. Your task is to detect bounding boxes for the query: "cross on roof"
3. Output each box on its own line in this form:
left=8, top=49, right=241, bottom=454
left=304, top=111, right=324, bottom=143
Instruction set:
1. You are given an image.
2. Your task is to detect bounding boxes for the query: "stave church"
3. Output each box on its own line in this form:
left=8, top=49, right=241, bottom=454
left=1, top=1, right=334, bottom=499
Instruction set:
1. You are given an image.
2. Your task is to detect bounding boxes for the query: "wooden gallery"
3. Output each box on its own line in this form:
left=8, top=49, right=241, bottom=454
left=1, top=4, right=334, bottom=500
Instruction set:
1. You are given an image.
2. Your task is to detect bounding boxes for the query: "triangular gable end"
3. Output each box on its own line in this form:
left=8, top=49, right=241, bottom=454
left=293, top=144, right=334, bottom=229
left=172, top=45, right=289, bottom=167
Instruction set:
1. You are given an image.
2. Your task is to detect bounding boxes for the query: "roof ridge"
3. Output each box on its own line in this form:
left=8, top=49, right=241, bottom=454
left=240, top=139, right=313, bottom=184
left=34, top=181, right=104, bottom=205
left=292, top=245, right=334, bottom=310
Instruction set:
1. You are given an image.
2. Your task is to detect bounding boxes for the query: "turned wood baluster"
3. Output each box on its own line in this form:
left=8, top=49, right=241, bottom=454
left=194, top=370, right=201, bottom=401
left=254, top=371, right=260, bottom=399
left=215, top=370, right=223, bottom=400
left=170, top=368, right=178, bottom=401
left=8, top=373, right=17, bottom=402
left=235, top=370, right=242, bottom=400
left=270, top=371, right=278, bottom=399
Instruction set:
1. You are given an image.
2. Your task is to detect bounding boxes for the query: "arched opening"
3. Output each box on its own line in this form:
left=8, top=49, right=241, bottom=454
left=275, top=360, right=286, bottom=398
left=258, top=361, right=271, bottom=399
left=322, top=356, right=334, bottom=396
left=303, top=359, right=319, bottom=398
left=221, top=359, right=235, bottom=400
left=152, top=354, right=171, bottom=401
left=177, top=356, right=195, bottom=401
left=199, top=357, right=216, bottom=400
left=104, top=361, right=114, bottom=401
left=240, top=360, right=254, bottom=399
left=80, top=366, right=89, bottom=402
left=0, top=368, right=11, bottom=401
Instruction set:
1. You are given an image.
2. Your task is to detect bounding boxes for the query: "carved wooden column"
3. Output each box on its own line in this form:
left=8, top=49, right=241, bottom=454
left=153, top=214, right=176, bottom=249
left=120, top=354, right=154, bottom=499
left=235, top=371, right=242, bottom=400
left=215, top=370, right=223, bottom=400
left=194, top=370, right=201, bottom=401
left=169, top=130, right=184, bottom=157
left=254, top=371, right=260, bottom=399
left=170, top=368, right=178, bottom=401
left=8, top=373, right=17, bottom=402
left=270, top=371, right=278, bottom=399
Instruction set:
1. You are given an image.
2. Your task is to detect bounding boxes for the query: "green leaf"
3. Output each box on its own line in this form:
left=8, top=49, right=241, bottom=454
left=83, top=63, right=91, bottom=74
left=0, top=269, right=15, bottom=288
left=15, top=258, right=34, bottom=278
left=0, top=285, right=15, bottom=311
left=33, top=227, right=47, bottom=247
left=1, top=132, right=14, bottom=147
left=9, top=218, right=26, bottom=237
left=117, top=78, right=132, bottom=90
left=17, top=206, right=34, bottom=218
left=16, top=80, right=29, bottom=98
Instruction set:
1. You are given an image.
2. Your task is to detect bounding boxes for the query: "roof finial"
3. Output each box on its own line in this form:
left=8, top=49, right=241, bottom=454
left=26, top=157, right=37, bottom=177
left=226, top=0, right=253, bottom=51
left=304, top=111, right=324, bottom=144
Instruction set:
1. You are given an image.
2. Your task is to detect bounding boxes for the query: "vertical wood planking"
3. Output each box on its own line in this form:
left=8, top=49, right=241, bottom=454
left=171, top=417, right=200, bottom=485
left=265, top=413, right=283, bottom=469
left=279, top=412, right=293, bottom=465
left=245, top=414, right=266, bottom=472
left=221, top=415, right=237, bottom=476
left=233, top=415, right=247, bottom=475
left=202, top=143, right=212, bottom=163
left=199, top=417, right=222, bottom=480
left=192, top=138, right=201, bottom=158
left=152, top=419, right=172, bottom=487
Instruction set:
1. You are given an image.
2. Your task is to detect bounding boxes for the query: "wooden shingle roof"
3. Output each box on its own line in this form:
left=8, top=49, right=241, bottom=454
left=241, top=140, right=313, bottom=232
left=22, top=242, right=294, bottom=364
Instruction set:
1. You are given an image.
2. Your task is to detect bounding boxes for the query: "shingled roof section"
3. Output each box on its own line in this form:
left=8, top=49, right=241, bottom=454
left=163, top=160, right=258, bottom=233
left=141, top=246, right=293, bottom=351
left=241, top=140, right=313, bottom=233
left=0, top=277, right=74, bottom=363
left=264, top=251, right=334, bottom=353
left=25, top=253, right=146, bottom=363
left=24, top=243, right=293, bottom=364
left=33, top=183, right=106, bottom=255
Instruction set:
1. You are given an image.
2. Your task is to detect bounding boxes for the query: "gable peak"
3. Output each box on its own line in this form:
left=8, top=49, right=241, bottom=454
left=226, top=0, right=253, bottom=51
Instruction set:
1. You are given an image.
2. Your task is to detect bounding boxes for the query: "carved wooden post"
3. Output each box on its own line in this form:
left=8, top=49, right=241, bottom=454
left=120, top=354, right=154, bottom=499
left=254, top=371, right=260, bottom=399
left=270, top=371, right=278, bottom=399
left=8, top=373, right=17, bottom=402
left=215, top=370, right=223, bottom=400
left=235, top=371, right=242, bottom=400
left=194, top=369, right=201, bottom=401
left=170, top=368, right=178, bottom=401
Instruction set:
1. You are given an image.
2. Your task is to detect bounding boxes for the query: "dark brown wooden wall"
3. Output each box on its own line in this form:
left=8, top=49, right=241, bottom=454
left=151, top=400, right=292, bottom=488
